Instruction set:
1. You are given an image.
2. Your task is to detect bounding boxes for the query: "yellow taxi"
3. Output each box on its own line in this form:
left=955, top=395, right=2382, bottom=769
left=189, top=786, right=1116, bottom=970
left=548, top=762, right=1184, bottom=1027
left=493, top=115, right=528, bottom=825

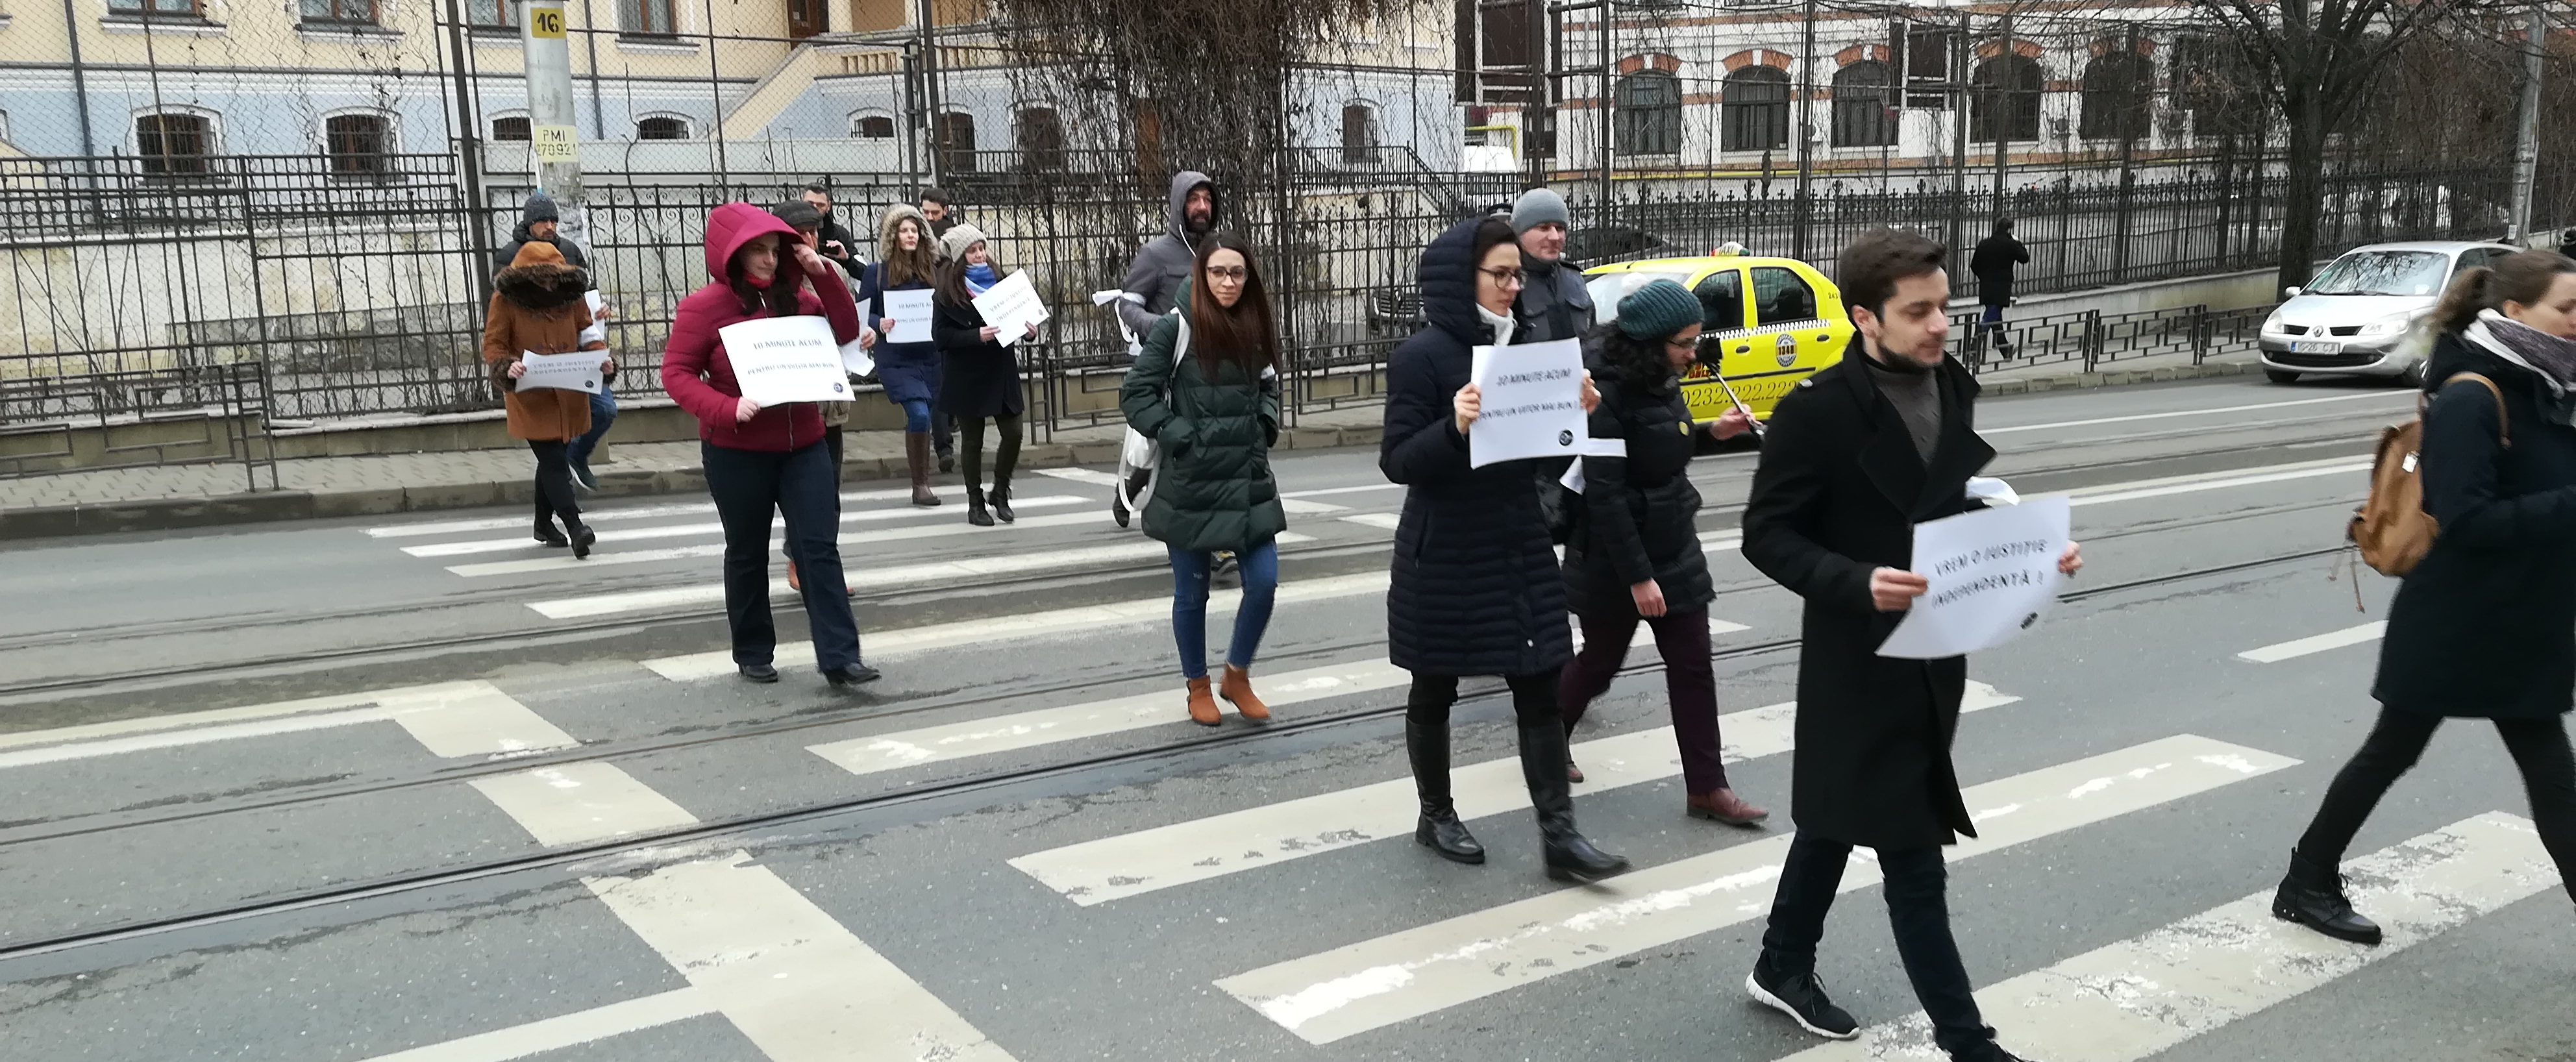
left=1583, top=249, right=1853, bottom=425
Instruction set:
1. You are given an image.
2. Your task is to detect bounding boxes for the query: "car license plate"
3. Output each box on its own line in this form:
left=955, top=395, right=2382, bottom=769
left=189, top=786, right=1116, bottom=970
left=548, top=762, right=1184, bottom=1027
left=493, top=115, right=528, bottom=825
left=2290, top=340, right=2342, bottom=354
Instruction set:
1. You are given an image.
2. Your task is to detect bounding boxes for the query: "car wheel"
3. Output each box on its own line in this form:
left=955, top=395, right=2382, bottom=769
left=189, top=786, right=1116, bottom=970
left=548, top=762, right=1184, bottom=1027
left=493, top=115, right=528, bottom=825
left=2264, top=369, right=2299, bottom=384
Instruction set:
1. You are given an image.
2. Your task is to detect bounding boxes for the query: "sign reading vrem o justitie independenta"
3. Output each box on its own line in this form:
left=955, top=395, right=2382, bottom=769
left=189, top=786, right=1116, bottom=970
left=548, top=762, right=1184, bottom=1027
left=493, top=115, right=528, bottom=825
left=719, top=317, right=852, bottom=406
left=1468, top=338, right=1587, bottom=469
left=1878, top=495, right=2072, bottom=660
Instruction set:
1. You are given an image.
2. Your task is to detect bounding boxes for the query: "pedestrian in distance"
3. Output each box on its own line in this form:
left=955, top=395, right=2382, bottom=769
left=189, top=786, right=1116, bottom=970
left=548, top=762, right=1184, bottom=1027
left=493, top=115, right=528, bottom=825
left=919, top=187, right=960, bottom=241
left=931, top=224, right=1037, bottom=528
left=1738, top=227, right=2079, bottom=1062
left=1120, top=232, right=1289, bottom=727
left=484, top=241, right=612, bottom=559
left=857, top=204, right=950, bottom=506
left=800, top=182, right=865, bottom=280
left=1509, top=188, right=1595, bottom=344
left=1970, top=218, right=2028, bottom=358
left=1556, top=279, right=1766, bottom=825
left=913, top=188, right=961, bottom=465
left=660, top=203, right=879, bottom=689
left=2272, top=249, right=2576, bottom=946
left=1113, top=171, right=1221, bottom=531
left=498, top=190, right=620, bottom=493
left=1381, top=214, right=1629, bottom=884
left=771, top=199, right=862, bottom=599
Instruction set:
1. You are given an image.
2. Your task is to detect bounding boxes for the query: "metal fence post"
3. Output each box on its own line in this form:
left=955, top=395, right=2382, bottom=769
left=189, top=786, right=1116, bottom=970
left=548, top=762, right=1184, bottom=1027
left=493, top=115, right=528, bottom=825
left=2083, top=309, right=2102, bottom=373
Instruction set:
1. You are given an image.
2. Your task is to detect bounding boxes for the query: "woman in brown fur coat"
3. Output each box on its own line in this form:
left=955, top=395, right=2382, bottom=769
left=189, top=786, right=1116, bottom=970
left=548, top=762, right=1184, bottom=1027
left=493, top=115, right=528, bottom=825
left=483, top=241, right=613, bottom=558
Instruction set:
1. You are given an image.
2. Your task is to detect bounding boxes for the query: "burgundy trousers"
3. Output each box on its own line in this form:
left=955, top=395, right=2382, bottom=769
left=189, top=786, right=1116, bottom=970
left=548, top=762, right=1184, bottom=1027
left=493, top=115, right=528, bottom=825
left=1557, top=608, right=1729, bottom=794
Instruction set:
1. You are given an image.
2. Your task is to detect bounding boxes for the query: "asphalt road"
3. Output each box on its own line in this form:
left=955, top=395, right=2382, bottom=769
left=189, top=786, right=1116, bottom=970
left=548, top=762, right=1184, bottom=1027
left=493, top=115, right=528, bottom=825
left=0, top=375, right=2567, bottom=1062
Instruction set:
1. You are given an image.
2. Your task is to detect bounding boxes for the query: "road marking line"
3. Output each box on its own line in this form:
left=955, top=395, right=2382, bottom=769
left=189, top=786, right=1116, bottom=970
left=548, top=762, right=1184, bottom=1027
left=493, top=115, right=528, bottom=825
left=362, top=486, right=945, bottom=538
left=642, top=571, right=1394, bottom=681
left=1009, top=683, right=2015, bottom=907
left=1777, top=811, right=2559, bottom=1061
left=1284, top=483, right=1403, bottom=499
left=1340, top=513, right=1401, bottom=530
left=404, top=497, right=1089, bottom=558
left=811, top=659, right=1415, bottom=776
left=1280, top=498, right=1352, bottom=513
left=1215, top=734, right=2299, bottom=1045
left=446, top=508, right=1114, bottom=578
left=0, top=682, right=573, bottom=769
left=469, top=762, right=699, bottom=846
left=2066, top=461, right=2369, bottom=508
left=2238, top=621, right=2386, bottom=663
left=1983, top=391, right=2410, bottom=436
left=352, top=987, right=717, bottom=1062
left=1034, top=467, right=1124, bottom=486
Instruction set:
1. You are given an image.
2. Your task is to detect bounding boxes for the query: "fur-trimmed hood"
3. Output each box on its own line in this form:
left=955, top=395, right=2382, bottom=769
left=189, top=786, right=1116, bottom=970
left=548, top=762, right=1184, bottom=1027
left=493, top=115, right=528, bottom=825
left=496, top=240, right=589, bottom=311
left=876, top=204, right=938, bottom=288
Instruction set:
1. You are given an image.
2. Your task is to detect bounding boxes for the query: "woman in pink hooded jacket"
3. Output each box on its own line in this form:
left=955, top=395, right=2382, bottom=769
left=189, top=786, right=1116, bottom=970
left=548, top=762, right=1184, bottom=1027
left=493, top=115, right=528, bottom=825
left=662, top=203, right=878, bottom=687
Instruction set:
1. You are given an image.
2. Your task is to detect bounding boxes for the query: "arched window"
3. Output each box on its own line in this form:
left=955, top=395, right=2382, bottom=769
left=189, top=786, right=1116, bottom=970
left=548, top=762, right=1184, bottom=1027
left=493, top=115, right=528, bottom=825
left=1614, top=70, right=1681, bottom=156
left=1341, top=102, right=1381, bottom=165
left=325, top=112, right=393, bottom=176
left=1015, top=106, right=1065, bottom=171
left=135, top=110, right=214, bottom=176
left=850, top=113, right=895, bottom=139
left=2171, top=34, right=2258, bottom=138
left=1831, top=61, right=1896, bottom=148
left=1722, top=66, right=1790, bottom=153
left=1970, top=55, right=2043, bottom=144
left=491, top=115, right=532, bottom=142
left=636, top=115, right=691, bottom=140
left=2081, top=49, right=2153, bottom=142
left=936, top=112, right=976, bottom=173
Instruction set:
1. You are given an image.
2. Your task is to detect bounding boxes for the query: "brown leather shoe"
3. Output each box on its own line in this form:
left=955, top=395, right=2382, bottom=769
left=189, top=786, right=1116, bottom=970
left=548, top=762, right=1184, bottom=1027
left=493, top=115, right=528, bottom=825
left=1187, top=676, right=1220, bottom=726
left=1220, top=665, right=1272, bottom=722
left=1688, top=789, right=1770, bottom=826
left=1566, top=760, right=1585, bottom=784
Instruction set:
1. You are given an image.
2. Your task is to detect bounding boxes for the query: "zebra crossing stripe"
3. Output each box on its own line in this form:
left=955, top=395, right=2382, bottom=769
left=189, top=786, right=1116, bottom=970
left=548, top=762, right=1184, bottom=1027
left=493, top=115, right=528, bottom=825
left=1213, top=734, right=2299, bottom=1045
left=1777, top=811, right=2560, bottom=1061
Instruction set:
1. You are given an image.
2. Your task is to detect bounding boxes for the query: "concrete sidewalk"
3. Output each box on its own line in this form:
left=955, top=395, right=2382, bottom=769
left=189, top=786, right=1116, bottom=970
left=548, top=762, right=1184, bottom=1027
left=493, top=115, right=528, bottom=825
left=0, top=351, right=2263, bottom=540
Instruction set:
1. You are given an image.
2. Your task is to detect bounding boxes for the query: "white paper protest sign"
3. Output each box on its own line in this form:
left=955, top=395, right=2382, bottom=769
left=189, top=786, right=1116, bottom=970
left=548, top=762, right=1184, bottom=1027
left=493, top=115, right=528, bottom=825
left=719, top=316, right=852, bottom=406
left=515, top=349, right=602, bottom=395
left=972, top=271, right=1051, bottom=347
left=883, top=289, right=935, bottom=344
left=1467, top=338, right=1588, bottom=469
left=1877, top=495, right=2070, bottom=660
left=575, top=291, right=606, bottom=347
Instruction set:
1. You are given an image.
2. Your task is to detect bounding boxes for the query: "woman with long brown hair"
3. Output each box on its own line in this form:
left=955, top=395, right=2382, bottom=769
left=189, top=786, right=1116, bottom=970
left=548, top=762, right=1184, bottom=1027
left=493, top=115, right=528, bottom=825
left=1118, top=232, right=1288, bottom=726
left=856, top=204, right=948, bottom=506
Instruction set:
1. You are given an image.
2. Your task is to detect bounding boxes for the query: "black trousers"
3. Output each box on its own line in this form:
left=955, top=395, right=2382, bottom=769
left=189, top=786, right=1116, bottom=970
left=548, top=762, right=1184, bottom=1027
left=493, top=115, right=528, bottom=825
left=959, top=414, right=1022, bottom=490
left=1761, top=834, right=1995, bottom=1057
left=701, top=440, right=861, bottom=672
left=529, top=439, right=582, bottom=530
left=2296, top=706, right=2576, bottom=898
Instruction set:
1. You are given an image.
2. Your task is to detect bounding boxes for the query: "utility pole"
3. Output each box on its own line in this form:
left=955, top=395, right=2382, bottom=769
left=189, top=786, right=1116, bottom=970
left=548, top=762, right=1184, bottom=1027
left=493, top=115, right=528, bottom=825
left=1949, top=12, right=1970, bottom=269
left=443, top=0, right=493, bottom=293
left=1526, top=0, right=1548, bottom=190
left=1991, top=11, right=2011, bottom=216
left=917, top=0, right=945, bottom=186
left=1598, top=0, right=1615, bottom=213
left=2508, top=2, right=2547, bottom=244
left=1793, top=0, right=1816, bottom=260
left=521, top=0, right=586, bottom=251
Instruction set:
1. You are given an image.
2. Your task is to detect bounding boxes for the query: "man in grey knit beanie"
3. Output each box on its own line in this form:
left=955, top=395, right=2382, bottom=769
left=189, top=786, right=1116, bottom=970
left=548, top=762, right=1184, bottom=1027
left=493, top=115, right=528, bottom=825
left=1511, top=188, right=1595, bottom=344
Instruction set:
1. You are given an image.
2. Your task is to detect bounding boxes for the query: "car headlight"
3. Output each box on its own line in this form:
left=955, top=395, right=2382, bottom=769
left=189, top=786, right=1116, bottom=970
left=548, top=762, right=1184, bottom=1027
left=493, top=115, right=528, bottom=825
left=2358, top=313, right=2412, bottom=336
left=2262, top=310, right=2287, bottom=333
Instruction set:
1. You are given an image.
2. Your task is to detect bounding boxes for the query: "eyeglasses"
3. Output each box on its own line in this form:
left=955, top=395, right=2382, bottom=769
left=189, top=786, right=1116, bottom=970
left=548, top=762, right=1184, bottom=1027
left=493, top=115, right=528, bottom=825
left=1482, top=268, right=1526, bottom=288
left=1206, top=266, right=1248, bottom=281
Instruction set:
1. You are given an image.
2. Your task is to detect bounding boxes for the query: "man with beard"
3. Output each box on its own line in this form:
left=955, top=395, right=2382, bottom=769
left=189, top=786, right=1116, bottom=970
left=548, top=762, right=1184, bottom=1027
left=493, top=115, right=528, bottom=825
left=1113, top=172, right=1220, bottom=531
left=1509, top=188, right=1594, bottom=343
left=801, top=183, right=865, bottom=279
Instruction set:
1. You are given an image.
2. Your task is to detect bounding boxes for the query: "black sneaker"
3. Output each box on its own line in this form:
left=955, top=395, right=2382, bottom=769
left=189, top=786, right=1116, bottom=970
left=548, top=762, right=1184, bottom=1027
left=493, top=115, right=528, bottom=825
left=571, top=460, right=599, bottom=493
left=1747, top=961, right=1859, bottom=1041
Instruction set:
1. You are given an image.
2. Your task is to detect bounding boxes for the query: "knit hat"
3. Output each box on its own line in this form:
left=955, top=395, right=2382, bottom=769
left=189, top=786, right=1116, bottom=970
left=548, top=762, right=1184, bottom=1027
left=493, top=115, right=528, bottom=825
left=939, top=223, right=988, bottom=264
left=1616, top=279, right=1702, bottom=340
left=521, top=190, right=559, bottom=225
left=769, top=199, right=823, bottom=232
left=1511, top=188, right=1570, bottom=236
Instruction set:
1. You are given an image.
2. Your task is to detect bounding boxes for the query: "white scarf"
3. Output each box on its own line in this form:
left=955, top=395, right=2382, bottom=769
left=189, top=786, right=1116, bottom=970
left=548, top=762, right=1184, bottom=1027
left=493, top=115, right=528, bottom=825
left=1476, top=303, right=1518, bottom=348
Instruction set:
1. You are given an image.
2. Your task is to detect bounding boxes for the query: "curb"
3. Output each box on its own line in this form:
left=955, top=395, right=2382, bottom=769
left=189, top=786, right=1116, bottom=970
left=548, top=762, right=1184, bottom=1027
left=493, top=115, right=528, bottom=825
left=0, top=363, right=2233, bottom=540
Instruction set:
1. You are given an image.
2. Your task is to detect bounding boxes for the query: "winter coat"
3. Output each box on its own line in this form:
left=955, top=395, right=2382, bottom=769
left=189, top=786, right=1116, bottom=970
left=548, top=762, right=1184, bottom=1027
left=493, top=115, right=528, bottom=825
left=1563, top=368, right=1715, bottom=621
left=1380, top=217, right=1574, bottom=678
left=1514, top=256, right=1596, bottom=345
left=1117, top=171, right=1217, bottom=338
left=932, top=289, right=1028, bottom=419
left=2374, top=330, right=2576, bottom=720
left=1120, top=297, right=1287, bottom=554
left=1970, top=233, right=2029, bottom=308
left=482, top=241, right=604, bottom=443
left=660, top=203, right=863, bottom=453
left=856, top=204, right=943, bottom=407
left=1741, top=349, right=1998, bottom=850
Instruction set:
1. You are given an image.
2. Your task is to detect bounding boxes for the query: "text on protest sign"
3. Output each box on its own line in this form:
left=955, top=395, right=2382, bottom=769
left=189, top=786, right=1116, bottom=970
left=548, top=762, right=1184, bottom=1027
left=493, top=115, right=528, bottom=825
left=718, top=316, right=852, bottom=406
left=1877, top=495, right=2070, bottom=660
left=1467, top=338, right=1588, bottom=469
left=972, top=271, right=1052, bottom=348
left=883, top=290, right=935, bottom=344
left=515, top=349, right=602, bottom=395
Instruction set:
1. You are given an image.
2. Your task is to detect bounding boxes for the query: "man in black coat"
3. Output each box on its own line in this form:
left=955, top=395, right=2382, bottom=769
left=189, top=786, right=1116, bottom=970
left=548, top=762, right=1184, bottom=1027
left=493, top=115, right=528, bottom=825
left=799, top=183, right=865, bottom=279
left=1968, top=218, right=2029, bottom=356
left=1738, top=228, right=2079, bottom=1062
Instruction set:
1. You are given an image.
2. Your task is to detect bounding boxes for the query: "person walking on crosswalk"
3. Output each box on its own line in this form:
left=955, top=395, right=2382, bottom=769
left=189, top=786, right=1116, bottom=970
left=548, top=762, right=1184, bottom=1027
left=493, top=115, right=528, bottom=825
left=1555, top=279, right=1766, bottom=825
left=932, top=225, right=1037, bottom=527
left=482, top=240, right=610, bottom=560
left=1381, top=215, right=1629, bottom=883
left=2273, top=249, right=2576, bottom=946
left=1113, top=171, right=1220, bottom=532
left=662, top=203, right=878, bottom=688
left=1739, top=228, right=2079, bottom=1062
left=1121, top=232, right=1287, bottom=726
left=857, top=204, right=949, bottom=506
left=770, top=199, right=858, bottom=599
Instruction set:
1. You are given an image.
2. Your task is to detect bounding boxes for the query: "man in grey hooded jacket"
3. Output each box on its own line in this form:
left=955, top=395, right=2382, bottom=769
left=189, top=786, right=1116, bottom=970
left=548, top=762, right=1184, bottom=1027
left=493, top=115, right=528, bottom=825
left=1113, top=171, right=1221, bottom=530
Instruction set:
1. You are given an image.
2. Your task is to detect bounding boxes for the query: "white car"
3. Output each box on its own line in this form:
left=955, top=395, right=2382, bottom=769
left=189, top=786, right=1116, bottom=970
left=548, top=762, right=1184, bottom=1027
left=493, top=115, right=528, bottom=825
left=2259, top=240, right=2518, bottom=386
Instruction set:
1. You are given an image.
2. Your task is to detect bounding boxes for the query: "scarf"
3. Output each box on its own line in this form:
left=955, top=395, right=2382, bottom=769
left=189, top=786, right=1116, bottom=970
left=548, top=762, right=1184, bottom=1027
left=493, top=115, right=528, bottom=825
left=1476, top=303, right=1518, bottom=349
left=965, top=263, right=999, bottom=296
left=2465, top=309, right=2576, bottom=425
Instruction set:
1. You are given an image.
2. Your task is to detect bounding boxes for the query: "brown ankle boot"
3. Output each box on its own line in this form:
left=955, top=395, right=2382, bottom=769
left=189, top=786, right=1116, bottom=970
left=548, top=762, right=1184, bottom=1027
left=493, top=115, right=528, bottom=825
left=1186, top=676, right=1220, bottom=726
left=1687, top=788, right=1770, bottom=826
left=1220, top=664, right=1271, bottom=722
left=904, top=432, right=939, bottom=507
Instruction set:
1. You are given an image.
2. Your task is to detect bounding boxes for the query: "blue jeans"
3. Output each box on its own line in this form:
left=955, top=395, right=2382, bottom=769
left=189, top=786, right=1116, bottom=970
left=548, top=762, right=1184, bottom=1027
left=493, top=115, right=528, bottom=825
left=898, top=397, right=934, bottom=434
left=1169, top=539, right=1280, bottom=680
left=569, top=382, right=617, bottom=465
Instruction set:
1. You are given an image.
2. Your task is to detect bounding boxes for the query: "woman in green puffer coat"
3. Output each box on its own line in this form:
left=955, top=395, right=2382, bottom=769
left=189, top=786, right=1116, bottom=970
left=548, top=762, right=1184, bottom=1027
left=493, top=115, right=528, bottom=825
left=1119, top=232, right=1289, bottom=727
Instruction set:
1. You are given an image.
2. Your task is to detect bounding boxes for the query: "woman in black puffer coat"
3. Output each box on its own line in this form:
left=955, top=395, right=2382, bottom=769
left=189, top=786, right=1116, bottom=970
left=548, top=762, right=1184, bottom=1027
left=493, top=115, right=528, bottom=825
left=1381, top=215, right=1626, bottom=883
left=2273, top=249, right=2576, bottom=946
left=1555, top=280, right=1767, bottom=828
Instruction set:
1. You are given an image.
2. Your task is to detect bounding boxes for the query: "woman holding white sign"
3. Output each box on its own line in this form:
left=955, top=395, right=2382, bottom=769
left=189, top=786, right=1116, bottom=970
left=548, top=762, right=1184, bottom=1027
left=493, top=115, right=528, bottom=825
left=660, top=203, right=877, bottom=688
left=855, top=204, right=949, bottom=506
left=931, top=225, right=1035, bottom=527
left=1380, top=215, right=1625, bottom=883
left=482, top=240, right=611, bottom=559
